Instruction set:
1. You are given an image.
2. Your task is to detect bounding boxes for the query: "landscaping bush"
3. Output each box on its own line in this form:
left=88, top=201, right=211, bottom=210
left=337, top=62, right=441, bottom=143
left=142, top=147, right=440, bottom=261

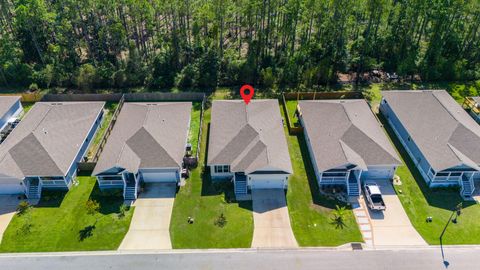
left=16, top=201, right=31, bottom=216
left=118, top=204, right=129, bottom=218
left=214, top=213, right=227, bottom=228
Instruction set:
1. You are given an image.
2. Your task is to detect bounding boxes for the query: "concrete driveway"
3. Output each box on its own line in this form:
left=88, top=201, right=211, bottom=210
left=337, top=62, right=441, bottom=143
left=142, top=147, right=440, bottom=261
left=119, top=183, right=176, bottom=250
left=0, top=195, right=22, bottom=244
left=363, top=180, right=426, bottom=246
left=251, top=189, right=298, bottom=248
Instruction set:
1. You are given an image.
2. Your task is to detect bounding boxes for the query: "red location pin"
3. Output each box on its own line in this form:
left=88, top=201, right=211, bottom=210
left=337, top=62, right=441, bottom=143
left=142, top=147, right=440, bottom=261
left=240, top=84, right=254, bottom=105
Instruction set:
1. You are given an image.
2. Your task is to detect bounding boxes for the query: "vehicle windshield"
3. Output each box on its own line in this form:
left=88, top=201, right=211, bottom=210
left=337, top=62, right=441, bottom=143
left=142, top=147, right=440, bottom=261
left=371, top=194, right=383, bottom=203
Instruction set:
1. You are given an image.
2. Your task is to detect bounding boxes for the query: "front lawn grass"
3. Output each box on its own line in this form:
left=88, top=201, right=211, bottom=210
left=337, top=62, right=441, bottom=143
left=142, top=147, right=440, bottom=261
left=188, top=102, right=202, bottom=156
left=282, top=103, right=363, bottom=246
left=379, top=114, right=480, bottom=245
left=170, top=107, right=253, bottom=249
left=0, top=176, right=133, bottom=252
left=86, top=102, right=118, bottom=160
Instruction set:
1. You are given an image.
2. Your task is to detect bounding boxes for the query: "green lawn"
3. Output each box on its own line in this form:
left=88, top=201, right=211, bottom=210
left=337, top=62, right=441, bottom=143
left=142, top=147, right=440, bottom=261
left=86, top=102, right=118, bottom=160
left=379, top=114, right=480, bottom=245
left=282, top=103, right=363, bottom=246
left=170, top=107, right=254, bottom=249
left=0, top=176, right=133, bottom=252
left=188, top=102, right=202, bottom=156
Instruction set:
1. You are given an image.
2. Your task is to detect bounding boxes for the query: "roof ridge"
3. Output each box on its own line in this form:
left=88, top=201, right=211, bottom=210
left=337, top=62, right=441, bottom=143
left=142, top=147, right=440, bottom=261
left=350, top=121, right=401, bottom=164
left=446, top=143, right=480, bottom=171
left=431, top=91, right=463, bottom=125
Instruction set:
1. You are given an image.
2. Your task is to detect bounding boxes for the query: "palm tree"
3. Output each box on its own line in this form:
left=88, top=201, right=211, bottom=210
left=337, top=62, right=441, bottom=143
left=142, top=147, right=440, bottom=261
left=330, top=205, right=347, bottom=229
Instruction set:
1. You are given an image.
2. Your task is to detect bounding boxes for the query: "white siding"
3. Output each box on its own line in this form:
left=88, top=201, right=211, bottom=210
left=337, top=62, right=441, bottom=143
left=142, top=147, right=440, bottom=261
left=0, top=177, right=24, bottom=194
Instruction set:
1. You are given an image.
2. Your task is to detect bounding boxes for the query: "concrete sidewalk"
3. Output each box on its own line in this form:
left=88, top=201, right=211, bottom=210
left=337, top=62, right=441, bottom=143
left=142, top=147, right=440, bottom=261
left=251, top=189, right=298, bottom=248
left=119, top=183, right=176, bottom=250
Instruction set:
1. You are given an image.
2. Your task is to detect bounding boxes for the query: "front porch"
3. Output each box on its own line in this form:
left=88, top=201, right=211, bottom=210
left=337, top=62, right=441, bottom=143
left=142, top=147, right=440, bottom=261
left=97, top=172, right=139, bottom=200
left=318, top=169, right=362, bottom=197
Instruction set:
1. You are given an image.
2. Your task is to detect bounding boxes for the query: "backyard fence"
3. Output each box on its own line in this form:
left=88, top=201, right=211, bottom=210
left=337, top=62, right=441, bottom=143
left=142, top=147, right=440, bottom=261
left=0, top=92, right=43, bottom=102
left=196, top=95, right=206, bottom=161
left=91, top=95, right=126, bottom=163
left=41, top=92, right=205, bottom=102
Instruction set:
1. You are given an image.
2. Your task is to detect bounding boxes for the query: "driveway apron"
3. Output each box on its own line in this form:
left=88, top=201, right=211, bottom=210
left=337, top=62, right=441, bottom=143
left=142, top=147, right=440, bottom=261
left=119, top=183, right=176, bottom=250
left=251, top=189, right=298, bottom=248
left=363, top=180, right=427, bottom=247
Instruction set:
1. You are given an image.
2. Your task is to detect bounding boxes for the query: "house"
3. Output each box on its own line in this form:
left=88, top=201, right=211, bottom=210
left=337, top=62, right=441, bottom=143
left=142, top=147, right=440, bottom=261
left=0, top=96, right=23, bottom=131
left=0, top=102, right=105, bottom=199
left=380, top=90, right=480, bottom=198
left=297, top=100, right=401, bottom=197
left=92, top=102, right=192, bottom=200
left=207, top=100, right=293, bottom=198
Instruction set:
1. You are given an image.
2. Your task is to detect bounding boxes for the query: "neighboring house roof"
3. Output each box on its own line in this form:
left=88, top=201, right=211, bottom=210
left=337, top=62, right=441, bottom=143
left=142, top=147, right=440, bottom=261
left=0, top=102, right=105, bottom=179
left=382, top=90, right=480, bottom=172
left=0, top=96, right=21, bottom=119
left=93, top=102, right=192, bottom=175
left=299, top=100, right=401, bottom=172
left=208, top=100, right=292, bottom=174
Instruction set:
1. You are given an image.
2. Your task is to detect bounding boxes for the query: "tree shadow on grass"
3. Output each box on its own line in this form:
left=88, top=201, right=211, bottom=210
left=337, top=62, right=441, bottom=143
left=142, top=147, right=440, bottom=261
left=377, top=113, right=476, bottom=211
left=78, top=224, right=96, bottom=241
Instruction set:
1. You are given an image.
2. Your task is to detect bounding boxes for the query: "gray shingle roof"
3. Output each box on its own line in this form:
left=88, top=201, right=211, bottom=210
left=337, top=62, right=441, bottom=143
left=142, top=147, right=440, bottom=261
left=93, top=102, right=192, bottom=175
left=0, top=102, right=105, bottom=179
left=299, top=100, right=401, bottom=172
left=382, top=90, right=480, bottom=172
left=207, top=100, right=292, bottom=174
left=0, top=96, right=20, bottom=119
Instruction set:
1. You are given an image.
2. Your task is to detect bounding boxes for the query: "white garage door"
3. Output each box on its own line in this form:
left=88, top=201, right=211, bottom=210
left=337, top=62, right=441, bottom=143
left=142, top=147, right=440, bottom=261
left=141, top=171, right=177, bottom=183
left=251, top=179, right=285, bottom=189
left=0, top=183, right=24, bottom=194
left=363, top=167, right=393, bottom=180
left=249, top=174, right=286, bottom=189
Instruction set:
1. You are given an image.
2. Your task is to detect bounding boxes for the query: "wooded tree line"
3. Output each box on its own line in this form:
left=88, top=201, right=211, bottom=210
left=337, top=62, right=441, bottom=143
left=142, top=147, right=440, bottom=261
left=0, top=0, right=479, bottom=91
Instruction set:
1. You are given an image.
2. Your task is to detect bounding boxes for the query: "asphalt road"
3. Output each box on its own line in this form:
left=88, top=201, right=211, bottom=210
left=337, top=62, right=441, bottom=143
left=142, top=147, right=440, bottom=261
left=1, top=247, right=479, bottom=270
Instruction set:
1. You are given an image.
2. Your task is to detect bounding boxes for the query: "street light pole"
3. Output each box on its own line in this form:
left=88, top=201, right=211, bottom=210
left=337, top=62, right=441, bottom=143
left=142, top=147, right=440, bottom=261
left=439, top=202, right=462, bottom=266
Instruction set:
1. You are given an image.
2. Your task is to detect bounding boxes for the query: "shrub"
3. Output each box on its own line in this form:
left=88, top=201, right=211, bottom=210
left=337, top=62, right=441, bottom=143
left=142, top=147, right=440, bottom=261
left=175, top=64, right=198, bottom=89
left=214, top=213, right=227, bottom=228
left=16, top=201, right=31, bottom=216
left=118, top=204, right=129, bottom=218
left=74, top=64, right=97, bottom=91
left=85, top=199, right=100, bottom=217
left=28, top=83, right=39, bottom=92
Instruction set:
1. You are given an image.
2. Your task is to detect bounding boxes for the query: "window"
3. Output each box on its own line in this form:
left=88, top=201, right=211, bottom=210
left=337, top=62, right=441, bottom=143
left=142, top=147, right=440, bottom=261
left=450, top=172, right=462, bottom=177
left=214, top=165, right=230, bottom=173
left=436, top=172, right=449, bottom=177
